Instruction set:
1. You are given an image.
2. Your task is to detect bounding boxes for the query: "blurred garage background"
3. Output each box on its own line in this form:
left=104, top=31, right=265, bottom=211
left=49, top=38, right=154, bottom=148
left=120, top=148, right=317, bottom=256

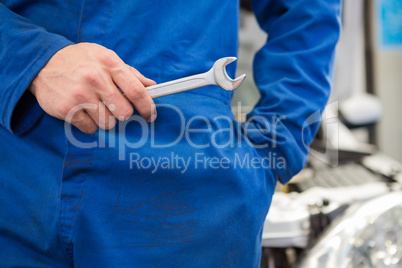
left=234, top=0, right=402, bottom=267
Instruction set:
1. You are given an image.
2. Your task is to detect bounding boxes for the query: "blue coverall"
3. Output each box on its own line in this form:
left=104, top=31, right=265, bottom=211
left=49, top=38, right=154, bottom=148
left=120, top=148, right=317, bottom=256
left=0, top=0, right=341, bottom=267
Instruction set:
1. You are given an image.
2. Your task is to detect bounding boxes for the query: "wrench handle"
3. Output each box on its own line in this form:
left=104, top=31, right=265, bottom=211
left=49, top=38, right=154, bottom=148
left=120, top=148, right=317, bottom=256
left=145, top=71, right=213, bottom=99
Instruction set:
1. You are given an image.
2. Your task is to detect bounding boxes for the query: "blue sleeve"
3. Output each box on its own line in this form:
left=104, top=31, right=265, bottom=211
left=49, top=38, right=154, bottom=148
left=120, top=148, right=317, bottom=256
left=244, top=0, right=342, bottom=184
left=0, top=4, right=74, bottom=134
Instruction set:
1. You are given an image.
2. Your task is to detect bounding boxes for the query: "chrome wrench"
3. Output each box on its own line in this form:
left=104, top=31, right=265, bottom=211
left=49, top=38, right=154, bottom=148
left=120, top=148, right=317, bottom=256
left=145, top=57, right=246, bottom=99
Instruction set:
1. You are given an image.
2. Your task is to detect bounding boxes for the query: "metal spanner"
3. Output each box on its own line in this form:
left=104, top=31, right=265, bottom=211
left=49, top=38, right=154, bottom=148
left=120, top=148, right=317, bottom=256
left=145, top=57, right=246, bottom=99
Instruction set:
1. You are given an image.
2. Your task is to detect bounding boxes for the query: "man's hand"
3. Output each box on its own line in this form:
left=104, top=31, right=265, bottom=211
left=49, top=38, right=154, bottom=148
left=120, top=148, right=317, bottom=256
left=29, top=43, right=157, bottom=134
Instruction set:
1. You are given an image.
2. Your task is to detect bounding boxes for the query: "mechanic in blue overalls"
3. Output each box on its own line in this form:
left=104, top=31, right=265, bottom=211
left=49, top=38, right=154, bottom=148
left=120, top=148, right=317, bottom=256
left=0, top=0, right=341, bottom=267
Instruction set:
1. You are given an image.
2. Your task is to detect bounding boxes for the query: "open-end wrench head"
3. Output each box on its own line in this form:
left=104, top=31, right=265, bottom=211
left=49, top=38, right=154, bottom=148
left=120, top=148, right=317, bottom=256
left=213, top=57, right=246, bottom=91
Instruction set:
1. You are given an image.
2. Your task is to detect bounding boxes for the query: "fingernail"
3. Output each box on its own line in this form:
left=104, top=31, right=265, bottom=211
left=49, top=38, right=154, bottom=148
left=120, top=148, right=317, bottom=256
left=148, top=78, right=157, bottom=85
left=149, top=113, right=157, bottom=122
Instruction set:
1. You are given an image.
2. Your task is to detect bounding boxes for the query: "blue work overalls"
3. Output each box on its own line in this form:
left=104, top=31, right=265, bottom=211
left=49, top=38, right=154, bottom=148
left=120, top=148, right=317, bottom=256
left=0, top=0, right=341, bottom=266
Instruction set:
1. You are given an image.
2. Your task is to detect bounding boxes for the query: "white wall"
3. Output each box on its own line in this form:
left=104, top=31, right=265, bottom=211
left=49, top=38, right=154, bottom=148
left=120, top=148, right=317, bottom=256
left=372, top=0, right=402, bottom=162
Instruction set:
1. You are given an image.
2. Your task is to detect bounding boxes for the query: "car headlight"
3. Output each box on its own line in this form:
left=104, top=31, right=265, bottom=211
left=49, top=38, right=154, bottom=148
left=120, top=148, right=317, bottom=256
left=299, top=191, right=402, bottom=268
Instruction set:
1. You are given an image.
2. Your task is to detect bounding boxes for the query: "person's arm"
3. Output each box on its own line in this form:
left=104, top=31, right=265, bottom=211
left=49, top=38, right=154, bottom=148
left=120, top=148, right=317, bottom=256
left=0, top=4, right=73, bottom=134
left=0, top=4, right=157, bottom=135
left=244, top=0, right=342, bottom=184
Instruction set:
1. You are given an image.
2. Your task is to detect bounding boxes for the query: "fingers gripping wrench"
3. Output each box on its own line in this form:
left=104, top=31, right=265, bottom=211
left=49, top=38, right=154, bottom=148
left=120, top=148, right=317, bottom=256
left=145, top=57, right=246, bottom=98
